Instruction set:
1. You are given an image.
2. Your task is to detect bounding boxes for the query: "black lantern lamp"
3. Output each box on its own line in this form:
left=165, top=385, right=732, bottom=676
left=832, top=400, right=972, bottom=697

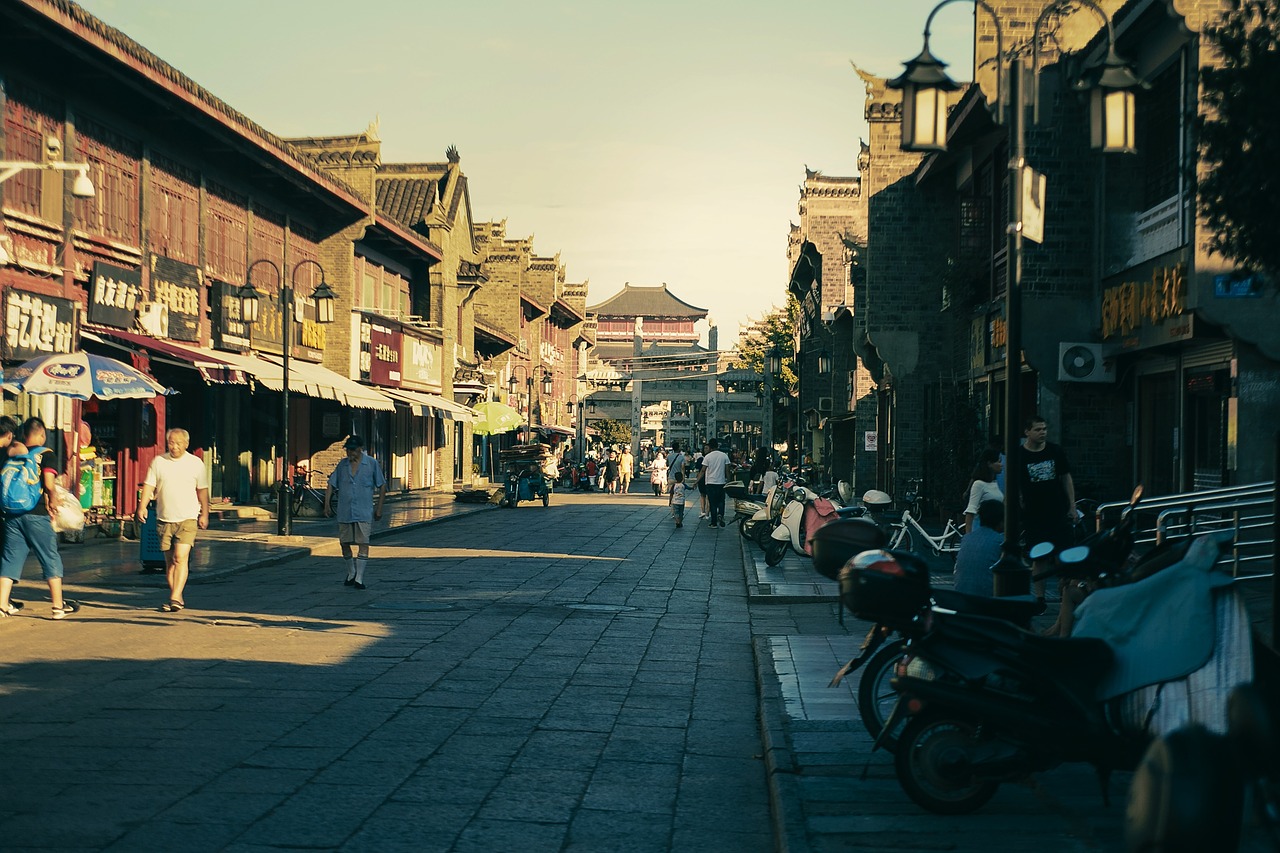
left=541, top=370, right=554, bottom=395
left=1077, top=45, right=1142, bottom=153
left=888, top=42, right=962, bottom=151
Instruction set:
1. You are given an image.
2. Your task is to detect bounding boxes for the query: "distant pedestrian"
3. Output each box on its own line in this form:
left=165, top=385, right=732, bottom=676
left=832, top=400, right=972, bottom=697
left=619, top=447, right=634, bottom=494
left=666, top=442, right=687, bottom=495
left=760, top=459, right=779, bottom=498
left=953, top=500, right=1005, bottom=597
left=963, top=448, right=1004, bottom=534
left=669, top=470, right=697, bottom=529
left=693, top=449, right=707, bottom=518
left=324, top=436, right=386, bottom=589
left=0, top=417, right=17, bottom=609
left=602, top=450, right=620, bottom=495
left=137, top=428, right=210, bottom=612
left=649, top=450, right=667, bottom=496
left=701, top=439, right=730, bottom=528
left=0, top=417, right=78, bottom=619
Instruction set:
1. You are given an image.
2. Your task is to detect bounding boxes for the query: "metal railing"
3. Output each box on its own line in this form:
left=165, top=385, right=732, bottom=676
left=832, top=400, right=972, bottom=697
left=1096, top=481, right=1276, bottom=579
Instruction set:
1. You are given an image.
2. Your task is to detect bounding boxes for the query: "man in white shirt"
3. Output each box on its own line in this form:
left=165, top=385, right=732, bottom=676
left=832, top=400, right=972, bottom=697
left=701, top=438, right=731, bottom=528
left=137, top=428, right=210, bottom=613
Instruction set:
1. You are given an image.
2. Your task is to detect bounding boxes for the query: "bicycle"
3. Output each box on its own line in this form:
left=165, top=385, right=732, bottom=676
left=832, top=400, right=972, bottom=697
left=290, top=470, right=327, bottom=518
left=885, top=480, right=963, bottom=556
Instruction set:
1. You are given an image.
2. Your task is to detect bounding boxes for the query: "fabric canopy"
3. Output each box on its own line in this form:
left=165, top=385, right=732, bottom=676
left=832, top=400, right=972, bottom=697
left=209, top=351, right=395, bottom=411
left=82, top=329, right=248, bottom=385
left=381, top=387, right=475, bottom=422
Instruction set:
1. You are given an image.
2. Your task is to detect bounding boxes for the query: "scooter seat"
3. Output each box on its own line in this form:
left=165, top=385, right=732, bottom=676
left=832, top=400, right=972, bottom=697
left=834, top=505, right=867, bottom=518
left=931, top=589, right=1044, bottom=623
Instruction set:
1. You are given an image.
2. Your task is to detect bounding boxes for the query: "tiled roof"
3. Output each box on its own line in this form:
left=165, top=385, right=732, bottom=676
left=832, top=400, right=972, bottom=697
left=375, top=177, right=438, bottom=230
left=587, top=284, right=707, bottom=319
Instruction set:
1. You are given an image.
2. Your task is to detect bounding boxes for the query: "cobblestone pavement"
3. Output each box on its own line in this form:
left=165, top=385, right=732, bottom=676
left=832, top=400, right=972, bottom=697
left=0, top=487, right=772, bottom=852
left=3, top=485, right=1269, bottom=851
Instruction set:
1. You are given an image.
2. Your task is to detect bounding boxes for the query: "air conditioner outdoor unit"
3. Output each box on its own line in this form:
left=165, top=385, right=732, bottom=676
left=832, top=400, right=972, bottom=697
left=135, top=301, right=169, bottom=338
left=818, top=396, right=834, bottom=412
left=1058, top=342, right=1114, bottom=383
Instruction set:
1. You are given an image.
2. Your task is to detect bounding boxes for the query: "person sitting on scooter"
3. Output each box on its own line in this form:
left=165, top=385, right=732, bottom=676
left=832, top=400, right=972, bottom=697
left=953, top=500, right=1005, bottom=597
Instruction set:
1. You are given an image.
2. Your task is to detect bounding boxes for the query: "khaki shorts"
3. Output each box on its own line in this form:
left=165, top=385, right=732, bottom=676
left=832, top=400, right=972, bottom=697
left=338, top=522, right=372, bottom=545
left=158, top=518, right=198, bottom=550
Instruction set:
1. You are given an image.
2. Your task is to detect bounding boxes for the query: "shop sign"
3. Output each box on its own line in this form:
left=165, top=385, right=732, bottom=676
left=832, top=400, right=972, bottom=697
left=1102, top=262, right=1186, bottom=340
left=211, top=280, right=251, bottom=350
left=88, top=262, right=145, bottom=330
left=361, top=317, right=402, bottom=387
left=248, top=293, right=323, bottom=361
left=539, top=340, right=564, bottom=366
left=401, top=332, right=442, bottom=391
left=864, top=431, right=878, bottom=452
left=3, top=290, right=76, bottom=362
left=149, top=256, right=201, bottom=342
left=1213, top=273, right=1262, bottom=299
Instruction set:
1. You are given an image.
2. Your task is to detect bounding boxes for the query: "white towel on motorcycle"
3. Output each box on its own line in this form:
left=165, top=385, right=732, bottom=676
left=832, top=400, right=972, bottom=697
left=1072, top=532, right=1251, bottom=734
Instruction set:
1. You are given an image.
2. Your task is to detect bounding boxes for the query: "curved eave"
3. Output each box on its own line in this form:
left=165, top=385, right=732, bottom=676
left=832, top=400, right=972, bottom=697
left=521, top=293, right=549, bottom=318
left=371, top=214, right=444, bottom=261
left=550, top=298, right=585, bottom=327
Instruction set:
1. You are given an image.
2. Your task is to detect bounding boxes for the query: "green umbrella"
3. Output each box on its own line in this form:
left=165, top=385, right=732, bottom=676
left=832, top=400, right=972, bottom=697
left=471, top=401, right=524, bottom=435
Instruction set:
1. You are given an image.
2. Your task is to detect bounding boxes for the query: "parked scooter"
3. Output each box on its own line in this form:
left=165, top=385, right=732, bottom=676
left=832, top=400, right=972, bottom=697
left=724, top=482, right=766, bottom=542
left=854, top=510, right=1253, bottom=816
left=748, top=472, right=797, bottom=549
left=764, top=483, right=859, bottom=566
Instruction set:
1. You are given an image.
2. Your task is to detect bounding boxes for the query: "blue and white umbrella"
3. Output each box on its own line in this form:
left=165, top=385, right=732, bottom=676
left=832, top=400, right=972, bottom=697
left=3, top=351, right=169, bottom=400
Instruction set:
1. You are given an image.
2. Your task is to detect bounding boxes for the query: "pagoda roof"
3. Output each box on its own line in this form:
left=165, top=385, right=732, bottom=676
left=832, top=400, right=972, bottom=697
left=587, top=283, right=707, bottom=319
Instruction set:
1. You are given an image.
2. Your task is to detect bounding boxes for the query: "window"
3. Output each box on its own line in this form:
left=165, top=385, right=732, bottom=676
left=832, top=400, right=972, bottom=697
left=1136, top=59, right=1183, bottom=208
left=2, top=83, right=63, bottom=218
left=149, top=156, right=199, bottom=263
left=206, top=183, right=248, bottom=282
left=75, top=116, right=141, bottom=243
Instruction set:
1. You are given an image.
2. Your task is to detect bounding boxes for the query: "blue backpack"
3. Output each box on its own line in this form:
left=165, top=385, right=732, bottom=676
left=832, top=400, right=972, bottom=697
left=1, top=446, right=48, bottom=514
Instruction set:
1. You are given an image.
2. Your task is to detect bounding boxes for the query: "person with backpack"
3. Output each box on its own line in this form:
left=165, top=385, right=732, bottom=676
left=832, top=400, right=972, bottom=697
left=0, top=417, right=78, bottom=620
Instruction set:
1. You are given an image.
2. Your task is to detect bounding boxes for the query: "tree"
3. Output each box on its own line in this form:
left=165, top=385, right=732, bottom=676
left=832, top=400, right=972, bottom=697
left=594, top=418, right=632, bottom=447
left=1198, top=0, right=1280, bottom=278
left=732, top=296, right=800, bottom=393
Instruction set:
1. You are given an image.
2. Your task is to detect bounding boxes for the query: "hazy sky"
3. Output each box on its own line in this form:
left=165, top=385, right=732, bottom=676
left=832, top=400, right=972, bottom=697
left=76, top=0, right=974, bottom=346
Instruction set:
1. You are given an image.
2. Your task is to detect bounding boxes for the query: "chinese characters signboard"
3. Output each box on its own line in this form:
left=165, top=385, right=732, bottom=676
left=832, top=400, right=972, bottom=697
left=4, top=290, right=76, bottom=362
left=150, top=255, right=201, bottom=342
left=88, top=262, right=145, bottom=330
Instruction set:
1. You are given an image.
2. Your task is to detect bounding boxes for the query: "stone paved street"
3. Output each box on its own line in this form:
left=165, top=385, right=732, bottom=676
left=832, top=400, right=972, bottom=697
left=2, top=486, right=1270, bottom=851
left=0, top=489, right=771, bottom=852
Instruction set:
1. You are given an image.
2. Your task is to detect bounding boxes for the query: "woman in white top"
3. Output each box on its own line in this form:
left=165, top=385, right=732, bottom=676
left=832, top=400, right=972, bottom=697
left=649, top=451, right=668, bottom=496
left=964, top=448, right=1004, bottom=534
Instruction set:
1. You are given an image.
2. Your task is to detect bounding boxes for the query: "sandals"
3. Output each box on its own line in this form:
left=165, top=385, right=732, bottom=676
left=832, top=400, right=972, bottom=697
left=158, top=600, right=185, bottom=613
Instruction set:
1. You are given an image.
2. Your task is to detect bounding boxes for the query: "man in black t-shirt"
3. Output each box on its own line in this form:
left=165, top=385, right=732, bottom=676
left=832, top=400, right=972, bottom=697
left=1016, top=415, right=1075, bottom=602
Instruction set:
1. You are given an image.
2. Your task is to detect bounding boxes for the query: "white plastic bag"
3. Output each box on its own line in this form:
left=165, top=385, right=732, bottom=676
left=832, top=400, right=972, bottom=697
left=50, top=484, right=86, bottom=533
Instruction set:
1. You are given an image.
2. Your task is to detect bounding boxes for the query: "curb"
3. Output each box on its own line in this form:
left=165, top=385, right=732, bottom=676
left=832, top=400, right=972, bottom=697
left=742, top=535, right=811, bottom=853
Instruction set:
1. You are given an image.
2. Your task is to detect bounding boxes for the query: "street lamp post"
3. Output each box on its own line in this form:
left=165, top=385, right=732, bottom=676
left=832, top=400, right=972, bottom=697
left=889, top=0, right=1141, bottom=591
left=508, top=366, right=553, bottom=444
left=764, top=347, right=782, bottom=456
left=238, top=259, right=337, bottom=535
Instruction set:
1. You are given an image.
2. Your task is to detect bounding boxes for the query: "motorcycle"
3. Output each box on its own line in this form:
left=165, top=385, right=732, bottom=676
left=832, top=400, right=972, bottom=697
left=854, top=510, right=1253, bottom=816
left=747, top=472, right=797, bottom=550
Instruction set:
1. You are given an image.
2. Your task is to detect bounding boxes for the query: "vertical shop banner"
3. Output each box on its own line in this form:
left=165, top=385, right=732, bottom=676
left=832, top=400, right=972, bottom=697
left=401, top=332, right=443, bottom=392
left=367, top=320, right=402, bottom=387
left=88, top=262, right=145, bottom=330
left=3, top=290, right=76, bottom=362
left=210, top=281, right=251, bottom=351
left=150, top=256, right=201, bottom=342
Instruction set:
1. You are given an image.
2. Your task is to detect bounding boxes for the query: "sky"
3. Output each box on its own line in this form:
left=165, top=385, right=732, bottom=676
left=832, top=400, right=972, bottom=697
left=76, top=0, right=975, bottom=347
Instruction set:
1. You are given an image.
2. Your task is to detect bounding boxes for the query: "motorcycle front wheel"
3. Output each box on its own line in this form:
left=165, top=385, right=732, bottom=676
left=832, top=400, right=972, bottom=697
left=764, top=538, right=788, bottom=566
left=895, top=713, right=999, bottom=815
left=754, top=523, right=773, bottom=550
left=857, top=640, right=909, bottom=752
left=739, top=520, right=755, bottom=541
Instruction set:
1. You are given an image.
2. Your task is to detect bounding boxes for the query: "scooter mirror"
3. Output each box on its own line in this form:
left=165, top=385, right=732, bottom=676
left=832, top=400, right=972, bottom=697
left=1059, top=545, right=1090, bottom=565
left=1029, top=541, right=1056, bottom=561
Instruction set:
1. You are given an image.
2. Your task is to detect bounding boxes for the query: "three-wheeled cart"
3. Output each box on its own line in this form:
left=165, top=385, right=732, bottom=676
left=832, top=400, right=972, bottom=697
left=497, top=444, right=553, bottom=507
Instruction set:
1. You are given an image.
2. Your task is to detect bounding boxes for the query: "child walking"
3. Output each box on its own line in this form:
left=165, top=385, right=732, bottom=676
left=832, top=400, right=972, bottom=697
left=669, top=470, right=696, bottom=529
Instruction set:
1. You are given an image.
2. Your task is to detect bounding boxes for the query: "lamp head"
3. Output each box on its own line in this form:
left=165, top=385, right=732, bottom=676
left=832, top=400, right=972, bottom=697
left=311, top=279, right=337, bottom=324
left=1076, top=45, right=1144, bottom=154
left=887, top=41, right=960, bottom=152
left=71, top=168, right=95, bottom=199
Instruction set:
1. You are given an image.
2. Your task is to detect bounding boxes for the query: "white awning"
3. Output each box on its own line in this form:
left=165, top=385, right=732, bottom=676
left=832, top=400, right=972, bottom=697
left=212, top=351, right=395, bottom=411
left=382, top=387, right=475, bottom=422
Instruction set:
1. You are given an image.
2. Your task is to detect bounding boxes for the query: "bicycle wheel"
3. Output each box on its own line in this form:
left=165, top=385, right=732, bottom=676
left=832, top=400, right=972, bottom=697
left=888, top=525, right=914, bottom=553
left=858, top=639, right=908, bottom=751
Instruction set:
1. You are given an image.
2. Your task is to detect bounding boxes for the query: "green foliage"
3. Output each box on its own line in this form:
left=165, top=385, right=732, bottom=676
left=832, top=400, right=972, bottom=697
left=732, top=297, right=800, bottom=393
left=1199, top=0, right=1280, bottom=278
left=594, top=418, right=632, bottom=447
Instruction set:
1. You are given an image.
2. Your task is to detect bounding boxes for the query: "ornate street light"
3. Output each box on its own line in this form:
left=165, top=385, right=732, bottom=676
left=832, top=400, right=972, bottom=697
left=240, top=258, right=336, bottom=535
left=888, top=0, right=1142, bottom=591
